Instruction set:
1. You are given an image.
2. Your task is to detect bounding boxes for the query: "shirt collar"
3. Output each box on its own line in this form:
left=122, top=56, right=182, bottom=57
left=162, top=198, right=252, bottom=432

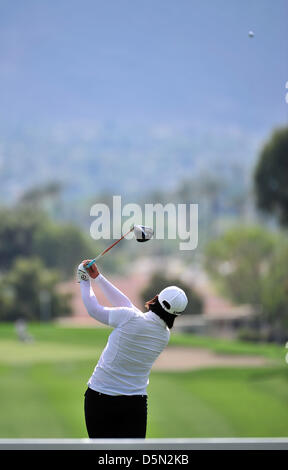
left=146, top=310, right=168, bottom=329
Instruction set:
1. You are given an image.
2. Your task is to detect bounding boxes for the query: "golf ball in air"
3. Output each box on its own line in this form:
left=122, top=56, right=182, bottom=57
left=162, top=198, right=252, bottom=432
left=248, top=31, right=254, bottom=37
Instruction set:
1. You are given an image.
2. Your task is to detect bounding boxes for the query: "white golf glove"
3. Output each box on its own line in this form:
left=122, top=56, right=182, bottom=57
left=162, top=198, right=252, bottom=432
left=77, top=263, right=90, bottom=283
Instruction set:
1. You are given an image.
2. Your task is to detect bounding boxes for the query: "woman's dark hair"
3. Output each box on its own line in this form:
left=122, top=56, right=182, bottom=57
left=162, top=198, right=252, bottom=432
left=145, top=295, right=176, bottom=329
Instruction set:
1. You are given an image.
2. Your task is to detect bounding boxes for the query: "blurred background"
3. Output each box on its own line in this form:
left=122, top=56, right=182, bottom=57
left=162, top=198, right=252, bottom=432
left=0, top=0, right=288, bottom=438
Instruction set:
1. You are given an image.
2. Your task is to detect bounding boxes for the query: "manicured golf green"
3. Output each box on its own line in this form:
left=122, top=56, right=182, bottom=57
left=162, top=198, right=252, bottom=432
left=0, top=324, right=287, bottom=437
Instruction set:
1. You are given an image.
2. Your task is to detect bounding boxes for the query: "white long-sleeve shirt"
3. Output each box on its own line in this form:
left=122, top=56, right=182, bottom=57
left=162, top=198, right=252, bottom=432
left=80, top=274, right=170, bottom=396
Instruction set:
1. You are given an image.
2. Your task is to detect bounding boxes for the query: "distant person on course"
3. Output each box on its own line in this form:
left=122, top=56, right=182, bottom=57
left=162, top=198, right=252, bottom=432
left=77, top=260, right=188, bottom=439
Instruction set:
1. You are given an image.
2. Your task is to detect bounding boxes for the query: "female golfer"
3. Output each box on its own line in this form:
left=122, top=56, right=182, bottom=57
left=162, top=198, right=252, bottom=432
left=77, top=260, right=188, bottom=439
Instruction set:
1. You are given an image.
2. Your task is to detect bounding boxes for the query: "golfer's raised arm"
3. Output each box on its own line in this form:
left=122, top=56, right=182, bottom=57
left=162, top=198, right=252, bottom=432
left=77, top=261, right=135, bottom=327
left=81, top=259, right=134, bottom=308
left=94, top=274, right=134, bottom=308
left=80, top=280, right=110, bottom=325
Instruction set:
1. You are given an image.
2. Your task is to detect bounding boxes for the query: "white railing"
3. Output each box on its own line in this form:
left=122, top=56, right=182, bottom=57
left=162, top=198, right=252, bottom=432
left=0, top=438, right=287, bottom=450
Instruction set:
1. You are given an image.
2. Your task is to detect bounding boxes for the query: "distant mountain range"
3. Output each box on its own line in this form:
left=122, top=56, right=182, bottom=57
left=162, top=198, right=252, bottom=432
left=1, top=1, right=287, bottom=205
left=0, top=120, right=265, bottom=203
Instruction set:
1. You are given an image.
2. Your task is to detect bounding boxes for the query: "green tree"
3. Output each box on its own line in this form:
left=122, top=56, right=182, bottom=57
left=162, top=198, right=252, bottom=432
left=205, top=225, right=288, bottom=341
left=0, top=205, right=47, bottom=271
left=140, top=272, right=204, bottom=315
left=0, top=257, right=72, bottom=322
left=205, top=225, right=275, bottom=306
left=261, top=239, right=288, bottom=341
left=0, top=204, right=98, bottom=278
left=254, top=127, right=288, bottom=226
left=33, top=222, right=95, bottom=279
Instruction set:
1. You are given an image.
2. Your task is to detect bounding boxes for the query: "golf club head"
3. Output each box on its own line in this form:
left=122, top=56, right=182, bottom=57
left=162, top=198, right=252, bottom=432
left=133, top=225, right=154, bottom=242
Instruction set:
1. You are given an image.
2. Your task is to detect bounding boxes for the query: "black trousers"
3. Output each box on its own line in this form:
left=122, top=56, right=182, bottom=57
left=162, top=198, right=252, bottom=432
left=84, top=387, right=147, bottom=438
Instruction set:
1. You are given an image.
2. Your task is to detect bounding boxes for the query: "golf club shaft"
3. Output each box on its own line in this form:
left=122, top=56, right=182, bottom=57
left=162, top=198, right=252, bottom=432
left=86, top=227, right=134, bottom=268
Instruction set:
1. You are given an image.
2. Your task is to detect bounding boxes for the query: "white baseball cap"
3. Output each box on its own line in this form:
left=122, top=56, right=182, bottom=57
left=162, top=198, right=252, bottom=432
left=158, top=286, right=188, bottom=315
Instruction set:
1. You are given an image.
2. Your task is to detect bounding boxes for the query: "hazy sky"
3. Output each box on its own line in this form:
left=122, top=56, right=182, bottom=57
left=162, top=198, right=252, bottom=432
left=0, top=0, right=287, bottom=133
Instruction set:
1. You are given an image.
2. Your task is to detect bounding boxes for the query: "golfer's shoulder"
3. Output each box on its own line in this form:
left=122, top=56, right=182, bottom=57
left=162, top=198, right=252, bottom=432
left=109, top=305, right=137, bottom=328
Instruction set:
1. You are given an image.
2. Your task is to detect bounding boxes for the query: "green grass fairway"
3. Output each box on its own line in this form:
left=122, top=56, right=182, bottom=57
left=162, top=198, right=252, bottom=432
left=148, top=368, right=288, bottom=437
left=0, top=323, right=287, bottom=438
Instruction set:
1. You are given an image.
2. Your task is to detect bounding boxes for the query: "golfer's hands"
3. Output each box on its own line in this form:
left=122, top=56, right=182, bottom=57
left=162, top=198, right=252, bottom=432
left=77, top=262, right=90, bottom=283
left=77, top=260, right=100, bottom=283
left=83, top=260, right=100, bottom=279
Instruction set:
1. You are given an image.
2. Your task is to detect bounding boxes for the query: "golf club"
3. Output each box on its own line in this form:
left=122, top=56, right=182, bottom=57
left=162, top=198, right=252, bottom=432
left=85, top=225, right=154, bottom=268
